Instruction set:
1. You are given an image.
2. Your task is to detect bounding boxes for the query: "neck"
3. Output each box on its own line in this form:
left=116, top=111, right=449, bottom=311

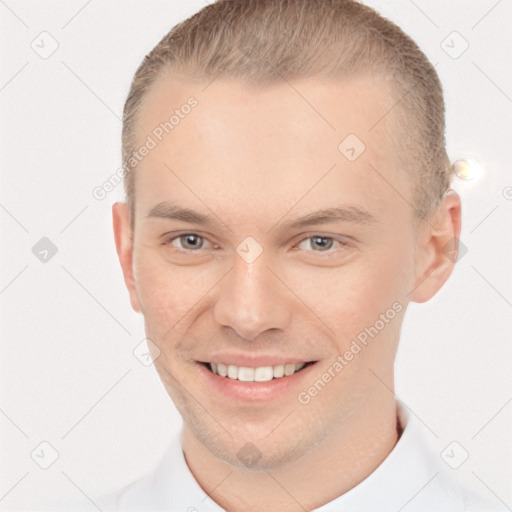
left=181, top=388, right=399, bottom=512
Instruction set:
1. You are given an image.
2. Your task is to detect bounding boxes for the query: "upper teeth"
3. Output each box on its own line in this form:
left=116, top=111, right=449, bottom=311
left=210, top=362, right=306, bottom=382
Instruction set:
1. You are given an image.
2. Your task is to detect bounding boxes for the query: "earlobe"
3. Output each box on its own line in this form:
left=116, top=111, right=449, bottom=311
left=112, top=202, right=142, bottom=313
left=409, top=190, right=462, bottom=303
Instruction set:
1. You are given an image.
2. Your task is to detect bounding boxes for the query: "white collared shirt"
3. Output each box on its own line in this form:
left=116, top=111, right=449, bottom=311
left=96, top=401, right=504, bottom=511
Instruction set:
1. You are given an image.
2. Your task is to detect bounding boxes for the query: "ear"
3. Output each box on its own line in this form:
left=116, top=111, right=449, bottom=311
left=409, top=189, right=462, bottom=303
left=112, top=202, right=141, bottom=313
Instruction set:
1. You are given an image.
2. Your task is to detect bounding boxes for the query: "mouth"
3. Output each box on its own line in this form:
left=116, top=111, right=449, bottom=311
left=199, top=360, right=317, bottom=382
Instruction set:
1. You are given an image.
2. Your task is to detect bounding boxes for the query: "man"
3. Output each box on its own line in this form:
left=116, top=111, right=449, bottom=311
left=103, top=0, right=502, bottom=510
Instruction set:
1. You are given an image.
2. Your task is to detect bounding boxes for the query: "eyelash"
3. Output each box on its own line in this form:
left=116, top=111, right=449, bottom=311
left=163, top=233, right=350, bottom=256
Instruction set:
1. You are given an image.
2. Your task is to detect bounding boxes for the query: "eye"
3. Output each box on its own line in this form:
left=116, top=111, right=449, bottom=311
left=165, top=233, right=212, bottom=252
left=296, top=235, right=349, bottom=254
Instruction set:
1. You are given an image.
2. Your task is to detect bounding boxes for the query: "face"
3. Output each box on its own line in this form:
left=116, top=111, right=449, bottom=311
left=113, top=72, right=456, bottom=470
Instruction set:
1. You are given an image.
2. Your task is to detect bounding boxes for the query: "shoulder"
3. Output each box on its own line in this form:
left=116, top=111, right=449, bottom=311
left=393, top=402, right=506, bottom=512
left=101, top=467, right=164, bottom=511
left=93, top=489, right=124, bottom=511
left=92, top=475, right=157, bottom=511
left=92, top=435, right=182, bottom=511
left=461, top=486, right=509, bottom=512
left=434, top=466, right=507, bottom=511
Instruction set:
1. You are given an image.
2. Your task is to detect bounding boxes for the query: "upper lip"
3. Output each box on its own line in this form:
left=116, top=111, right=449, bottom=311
left=198, top=354, right=316, bottom=367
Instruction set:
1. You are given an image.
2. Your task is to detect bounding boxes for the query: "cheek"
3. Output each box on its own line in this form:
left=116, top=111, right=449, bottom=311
left=287, top=242, right=410, bottom=340
left=132, top=247, right=215, bottom=330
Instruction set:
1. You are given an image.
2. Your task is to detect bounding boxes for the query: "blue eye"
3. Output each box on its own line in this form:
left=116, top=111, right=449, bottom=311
left=305, top=236, right=334, bottom=251
left=167, top=234, right=210, bottom=251
left=297, top=236, right=348, bottom=254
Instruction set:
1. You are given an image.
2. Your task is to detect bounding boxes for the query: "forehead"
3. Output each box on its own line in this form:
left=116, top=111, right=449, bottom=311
left=132, top=73, right=411, bottom=224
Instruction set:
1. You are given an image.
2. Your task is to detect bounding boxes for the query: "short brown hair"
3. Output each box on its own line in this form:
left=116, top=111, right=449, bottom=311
left=122, top=0, right=452, bottom=222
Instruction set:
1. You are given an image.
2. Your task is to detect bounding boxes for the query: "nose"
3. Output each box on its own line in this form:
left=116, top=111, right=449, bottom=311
left=213, top=250, right=292, bottom=341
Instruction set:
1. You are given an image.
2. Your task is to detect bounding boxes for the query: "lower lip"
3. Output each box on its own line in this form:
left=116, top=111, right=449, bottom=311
left=195, top=361, right=318, bottom=403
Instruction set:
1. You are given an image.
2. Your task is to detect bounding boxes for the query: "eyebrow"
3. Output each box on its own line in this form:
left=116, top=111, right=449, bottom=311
left=148, top=202, right=214, bottom=225
left=278, top=206, right=378, bottom=230
left=147, top=202, right=378, bottom=230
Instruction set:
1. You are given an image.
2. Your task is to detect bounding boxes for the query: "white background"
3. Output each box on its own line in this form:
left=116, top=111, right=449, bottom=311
left=1, top=0, right=511, bottom=509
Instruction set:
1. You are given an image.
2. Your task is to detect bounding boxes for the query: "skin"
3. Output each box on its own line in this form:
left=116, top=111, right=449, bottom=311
left=113, top=72, right=461, bottom=511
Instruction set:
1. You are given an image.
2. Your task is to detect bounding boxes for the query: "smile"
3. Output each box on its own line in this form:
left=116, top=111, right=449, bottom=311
left=203, top=361, right=314, bottom=382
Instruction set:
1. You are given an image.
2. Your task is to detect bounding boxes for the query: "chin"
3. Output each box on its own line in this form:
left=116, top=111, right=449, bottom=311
left=195, top=424, right=315, bottom=472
